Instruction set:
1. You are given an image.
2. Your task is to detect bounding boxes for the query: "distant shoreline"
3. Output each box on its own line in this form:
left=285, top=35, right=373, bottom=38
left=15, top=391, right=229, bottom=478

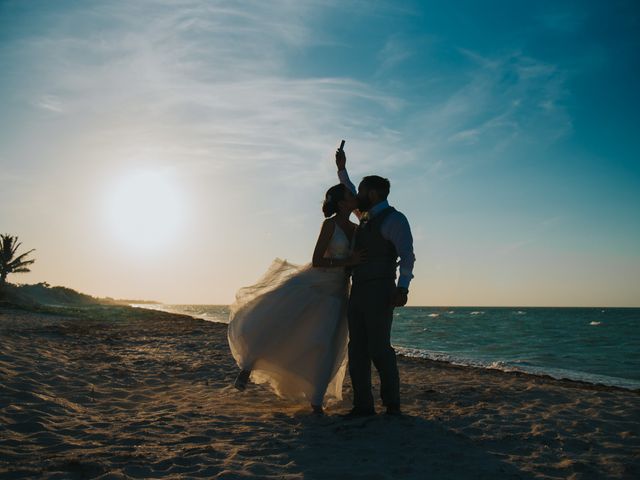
left=133, top=302, right=640, bottom=309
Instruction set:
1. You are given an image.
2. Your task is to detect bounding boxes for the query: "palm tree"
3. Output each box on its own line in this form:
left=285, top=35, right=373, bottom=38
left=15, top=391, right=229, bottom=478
left=0, top=234, right=36, bottom=288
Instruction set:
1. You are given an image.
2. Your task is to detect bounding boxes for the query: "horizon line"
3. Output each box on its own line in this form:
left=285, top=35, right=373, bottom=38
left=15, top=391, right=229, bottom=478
left=137, top=302, right=640, bottom=309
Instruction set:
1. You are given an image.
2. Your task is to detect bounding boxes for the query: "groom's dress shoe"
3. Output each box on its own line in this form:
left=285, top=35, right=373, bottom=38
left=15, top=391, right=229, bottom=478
left=342, top=407, right=376, bottom=418
left=385, top=404, right=402, bottom=416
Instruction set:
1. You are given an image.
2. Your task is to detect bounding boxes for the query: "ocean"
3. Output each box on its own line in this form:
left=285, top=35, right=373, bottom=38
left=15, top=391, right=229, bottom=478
left=131, top=304, right=640, bottom=391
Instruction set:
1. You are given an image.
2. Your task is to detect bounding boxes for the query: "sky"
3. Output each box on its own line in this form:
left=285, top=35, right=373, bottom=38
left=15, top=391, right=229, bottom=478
left=1, top=0, right=639, bottom=307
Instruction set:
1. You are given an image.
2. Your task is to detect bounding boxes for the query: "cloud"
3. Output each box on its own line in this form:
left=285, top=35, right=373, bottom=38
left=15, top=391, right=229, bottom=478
left=1, top=1, right=573, bottom=192
left=377, top=34, right=413, bottom=72
left=412, top=49, right=571, bottom=163
left=34, top=94, right=64, bottom=113
left=2, top=0, right=408, bottom=191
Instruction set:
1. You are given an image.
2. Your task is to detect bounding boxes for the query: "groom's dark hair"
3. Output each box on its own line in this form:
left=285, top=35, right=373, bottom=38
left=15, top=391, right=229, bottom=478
left=361, top=175, right=390, bottom=200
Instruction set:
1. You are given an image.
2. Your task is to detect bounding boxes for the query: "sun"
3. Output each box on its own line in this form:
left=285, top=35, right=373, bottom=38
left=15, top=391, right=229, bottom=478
left=105, top=170, right=186, bottom=252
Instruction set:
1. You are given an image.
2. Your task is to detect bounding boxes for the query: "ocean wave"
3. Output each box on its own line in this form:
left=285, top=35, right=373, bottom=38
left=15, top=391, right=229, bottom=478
left=395, top=346, right=640, bottom=391
left=135, top=304, right=639, bottom=391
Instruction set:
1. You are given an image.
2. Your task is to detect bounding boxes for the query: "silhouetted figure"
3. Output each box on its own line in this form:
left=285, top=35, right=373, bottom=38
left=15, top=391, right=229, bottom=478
left=228, top=178, right=363, bottom=414
left=335, top=148, right=415, bottom=416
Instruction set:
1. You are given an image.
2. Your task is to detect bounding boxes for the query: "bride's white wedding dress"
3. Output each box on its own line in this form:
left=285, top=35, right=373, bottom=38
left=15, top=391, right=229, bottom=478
left=228, top=223, right=351, bottom=405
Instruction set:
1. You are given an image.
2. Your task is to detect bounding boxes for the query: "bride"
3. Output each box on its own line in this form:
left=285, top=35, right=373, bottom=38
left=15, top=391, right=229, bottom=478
left=227, top=183, right=363, bottom=414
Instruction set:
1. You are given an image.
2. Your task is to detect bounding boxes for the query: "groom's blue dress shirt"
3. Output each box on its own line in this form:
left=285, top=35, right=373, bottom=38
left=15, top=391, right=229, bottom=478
left=338, top=169, right=415, bottom=290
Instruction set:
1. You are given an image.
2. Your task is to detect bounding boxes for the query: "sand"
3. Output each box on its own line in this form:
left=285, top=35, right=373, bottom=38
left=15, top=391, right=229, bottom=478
left=1, top=305, right=638, bottom=479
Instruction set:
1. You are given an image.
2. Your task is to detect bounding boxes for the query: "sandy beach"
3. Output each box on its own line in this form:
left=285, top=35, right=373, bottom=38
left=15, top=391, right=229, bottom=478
left=1, top=305, right=638, bottom=479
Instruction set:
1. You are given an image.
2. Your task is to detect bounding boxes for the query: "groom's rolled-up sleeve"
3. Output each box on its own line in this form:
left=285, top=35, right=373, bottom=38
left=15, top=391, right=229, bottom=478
left=384, top=212, right=415, bottom=289
left=338, top=169, right=357, bottom=195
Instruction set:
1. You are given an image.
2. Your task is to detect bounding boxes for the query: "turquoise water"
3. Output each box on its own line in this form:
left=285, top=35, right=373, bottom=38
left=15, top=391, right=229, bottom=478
left=132, top=304, right=640, bottom=390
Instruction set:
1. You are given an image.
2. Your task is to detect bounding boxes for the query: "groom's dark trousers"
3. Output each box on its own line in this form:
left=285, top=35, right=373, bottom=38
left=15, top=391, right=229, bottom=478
left=348, top=207, right=400, bottom=410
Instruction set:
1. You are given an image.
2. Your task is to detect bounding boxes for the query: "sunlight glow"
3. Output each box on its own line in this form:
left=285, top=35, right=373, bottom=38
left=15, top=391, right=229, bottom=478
left=105, top=170, right=185, bottom=253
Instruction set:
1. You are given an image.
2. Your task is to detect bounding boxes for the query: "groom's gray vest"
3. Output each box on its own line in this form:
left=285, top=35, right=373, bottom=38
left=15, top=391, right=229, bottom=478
left=352, top=207, right=398, bottom=285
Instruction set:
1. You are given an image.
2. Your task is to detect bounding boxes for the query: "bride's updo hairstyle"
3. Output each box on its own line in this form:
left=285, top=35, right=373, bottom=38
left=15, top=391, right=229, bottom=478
left=322, top=184, right=347, bottom=218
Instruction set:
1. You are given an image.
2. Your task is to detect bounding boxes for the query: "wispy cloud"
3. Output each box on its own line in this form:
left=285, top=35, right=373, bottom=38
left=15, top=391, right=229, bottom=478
left=409, top=48, right=571, bottom=171
left=2, top=1, right=574, bottom=191
left=377, top=34, right=413, bottom=72
left=3, top=0, right=408, bottom=191
left=33, top=94, right=64, bottom=113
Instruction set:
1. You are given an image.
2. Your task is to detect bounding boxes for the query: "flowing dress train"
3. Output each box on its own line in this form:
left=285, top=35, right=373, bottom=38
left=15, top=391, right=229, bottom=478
left=228, top=224, right=351, bottom=405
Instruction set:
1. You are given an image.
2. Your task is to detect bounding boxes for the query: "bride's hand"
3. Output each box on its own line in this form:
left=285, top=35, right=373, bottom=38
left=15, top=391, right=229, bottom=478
left=348, top=249, right=367, bottom=265
left=335, top=148, right=346, bottom=170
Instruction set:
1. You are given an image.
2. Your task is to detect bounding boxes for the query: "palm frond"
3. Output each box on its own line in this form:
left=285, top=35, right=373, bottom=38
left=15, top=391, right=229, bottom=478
left=0, top=234, right=17, bottom=263
left=12, top=267, right=31, bottom=273
left=8, top=249, right=36, bottom=267
left=10, top=241, right=22, bottom=257
left=0, top=235, right=36, bottom=281
left=8, top=258, right=36, bottom=269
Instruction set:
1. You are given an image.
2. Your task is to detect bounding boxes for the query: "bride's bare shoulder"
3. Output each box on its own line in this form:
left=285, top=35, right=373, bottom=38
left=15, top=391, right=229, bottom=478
left=320, top=217, right=336, bottom=233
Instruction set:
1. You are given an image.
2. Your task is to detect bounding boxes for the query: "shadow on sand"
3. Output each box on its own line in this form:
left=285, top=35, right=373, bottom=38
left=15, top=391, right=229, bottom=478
left=285, top=411, right=534, bottom=480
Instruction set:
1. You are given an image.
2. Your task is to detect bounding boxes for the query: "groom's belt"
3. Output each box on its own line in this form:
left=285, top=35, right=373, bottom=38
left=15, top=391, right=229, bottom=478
left=353, top=256, right=398, bottom=266
left=352, top=258, right=397, bottom=282
left=351, top=276, right=396, bottom=283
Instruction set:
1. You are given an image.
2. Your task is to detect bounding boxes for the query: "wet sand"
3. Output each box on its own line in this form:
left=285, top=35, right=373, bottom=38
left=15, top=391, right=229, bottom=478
left=1, top=306, right=638, bottom=479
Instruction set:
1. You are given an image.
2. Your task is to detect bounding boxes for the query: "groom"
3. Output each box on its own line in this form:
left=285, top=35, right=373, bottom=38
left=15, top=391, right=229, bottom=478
left=336, top=147, right=415, bottom=416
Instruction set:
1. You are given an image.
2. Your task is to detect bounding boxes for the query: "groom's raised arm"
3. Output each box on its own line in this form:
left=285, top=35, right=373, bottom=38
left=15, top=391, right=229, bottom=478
left=335, top=148, right=357, bottom=195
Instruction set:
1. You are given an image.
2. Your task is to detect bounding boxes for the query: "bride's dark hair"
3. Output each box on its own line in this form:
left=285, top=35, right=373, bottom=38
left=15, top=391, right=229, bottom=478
left=322, top=184, right=347, bottom=218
